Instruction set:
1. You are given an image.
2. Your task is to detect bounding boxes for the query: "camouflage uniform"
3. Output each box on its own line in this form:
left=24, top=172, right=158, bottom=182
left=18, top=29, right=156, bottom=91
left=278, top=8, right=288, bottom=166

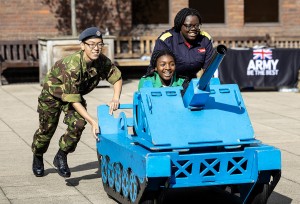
left=32, top=50, right=121, bottom=156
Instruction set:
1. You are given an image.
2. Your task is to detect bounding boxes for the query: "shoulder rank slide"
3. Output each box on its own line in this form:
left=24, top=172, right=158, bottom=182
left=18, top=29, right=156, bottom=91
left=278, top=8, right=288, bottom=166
left=200, top=31, right=212, bottom=40
left=159, top=32, right=172, bottom=41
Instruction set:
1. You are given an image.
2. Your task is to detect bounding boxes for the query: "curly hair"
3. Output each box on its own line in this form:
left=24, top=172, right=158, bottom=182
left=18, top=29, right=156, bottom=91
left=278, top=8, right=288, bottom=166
left=173, top=8, right=202, bottom=32
left=146, top=49, right=176, bottom=75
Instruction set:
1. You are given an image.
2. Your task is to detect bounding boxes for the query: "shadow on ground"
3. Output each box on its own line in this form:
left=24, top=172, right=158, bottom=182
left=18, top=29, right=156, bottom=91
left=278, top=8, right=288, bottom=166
left=64, top=161, right=101, bottom=186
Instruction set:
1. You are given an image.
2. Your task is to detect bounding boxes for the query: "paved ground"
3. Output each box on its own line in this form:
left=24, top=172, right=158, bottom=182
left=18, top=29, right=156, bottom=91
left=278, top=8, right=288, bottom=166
left=0, top=79, right=299, bottom=204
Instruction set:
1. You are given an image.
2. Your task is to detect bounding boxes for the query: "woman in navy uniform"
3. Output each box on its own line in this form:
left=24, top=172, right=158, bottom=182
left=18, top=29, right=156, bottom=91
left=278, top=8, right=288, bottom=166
left=151, top=8, right=214, bottom=80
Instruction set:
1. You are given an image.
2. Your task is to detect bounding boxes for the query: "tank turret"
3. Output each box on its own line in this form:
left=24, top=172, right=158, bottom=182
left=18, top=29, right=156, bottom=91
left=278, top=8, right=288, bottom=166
left=183, top=44, right=227, bottom=108
left=96, top=45, right=281, bottom=204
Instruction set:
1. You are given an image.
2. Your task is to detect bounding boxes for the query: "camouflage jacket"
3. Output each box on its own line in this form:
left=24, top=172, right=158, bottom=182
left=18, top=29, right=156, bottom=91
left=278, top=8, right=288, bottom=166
left=43, top=50, right=121, bottom=103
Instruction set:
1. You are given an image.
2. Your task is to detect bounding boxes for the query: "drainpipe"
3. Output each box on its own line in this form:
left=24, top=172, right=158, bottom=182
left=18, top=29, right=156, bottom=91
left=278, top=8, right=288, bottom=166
left=71, top=0, right=77, bottom=37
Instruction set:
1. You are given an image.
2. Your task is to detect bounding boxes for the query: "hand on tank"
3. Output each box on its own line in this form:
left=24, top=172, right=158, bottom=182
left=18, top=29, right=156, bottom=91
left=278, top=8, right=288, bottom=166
left=108, top=99, right=120, bottom=115
left=91, top=121, right=100, bottom=140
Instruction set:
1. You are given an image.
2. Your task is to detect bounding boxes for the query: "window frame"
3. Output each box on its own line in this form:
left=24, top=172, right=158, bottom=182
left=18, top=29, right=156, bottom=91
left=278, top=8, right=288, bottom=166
left=131, top=0, right=171, bottom=26
left=189, top=0, right=226, bottom=25
left=244, top=0, right=280, bottom=24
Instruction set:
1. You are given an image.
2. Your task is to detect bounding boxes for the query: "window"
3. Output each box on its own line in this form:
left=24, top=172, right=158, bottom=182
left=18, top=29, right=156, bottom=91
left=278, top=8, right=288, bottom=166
left=189, top=0, right=225, bottom=24
left=245, top=0, right=279, bottom=23
left=132, top=0, right=169, bottom=25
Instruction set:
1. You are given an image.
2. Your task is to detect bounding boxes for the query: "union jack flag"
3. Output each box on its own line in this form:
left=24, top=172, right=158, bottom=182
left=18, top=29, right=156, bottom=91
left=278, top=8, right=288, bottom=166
left=253, top=49, right=273, bottom=60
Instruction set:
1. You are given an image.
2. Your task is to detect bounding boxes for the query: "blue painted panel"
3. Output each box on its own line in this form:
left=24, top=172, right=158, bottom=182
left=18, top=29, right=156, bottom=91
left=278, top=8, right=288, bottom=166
left=257, top=148, right=281, bottom=170
left=146, top=155, right=171, bottom=177
left=136, top=84, right=254, bottom=149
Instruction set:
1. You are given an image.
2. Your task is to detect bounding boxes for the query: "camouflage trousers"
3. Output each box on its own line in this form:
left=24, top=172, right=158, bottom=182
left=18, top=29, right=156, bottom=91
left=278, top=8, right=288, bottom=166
left=32, top=90, right=87, bottom=156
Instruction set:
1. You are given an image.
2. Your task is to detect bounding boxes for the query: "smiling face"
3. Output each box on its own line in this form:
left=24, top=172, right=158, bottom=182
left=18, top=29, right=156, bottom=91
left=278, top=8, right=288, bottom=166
left=180, top=15, right=201, bottom=43
left=80, top=38, right=103, bottom=63
left=155, top=54, right=176, bottom=86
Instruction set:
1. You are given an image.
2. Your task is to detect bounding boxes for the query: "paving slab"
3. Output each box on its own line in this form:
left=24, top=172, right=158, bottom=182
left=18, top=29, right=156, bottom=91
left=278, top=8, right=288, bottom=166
left=0, top=80, right=299, bottom=204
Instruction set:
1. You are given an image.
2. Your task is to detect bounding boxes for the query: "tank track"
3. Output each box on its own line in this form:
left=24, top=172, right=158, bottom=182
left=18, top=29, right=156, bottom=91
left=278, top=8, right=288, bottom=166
left=100, top=154, right=148, bottom=204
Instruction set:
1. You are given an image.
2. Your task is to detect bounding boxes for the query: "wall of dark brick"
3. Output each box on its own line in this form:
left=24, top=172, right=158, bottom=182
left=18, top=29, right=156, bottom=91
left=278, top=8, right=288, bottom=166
left=0, top=0, right=300, bottom=41
left=0, top=0, right=132, bottom=40
left=0, top=0, right=59, bottom=40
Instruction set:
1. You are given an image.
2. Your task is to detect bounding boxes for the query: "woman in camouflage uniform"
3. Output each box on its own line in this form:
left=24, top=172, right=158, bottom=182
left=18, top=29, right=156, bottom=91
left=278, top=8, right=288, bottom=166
left=31, top=27, right=122, bottom=178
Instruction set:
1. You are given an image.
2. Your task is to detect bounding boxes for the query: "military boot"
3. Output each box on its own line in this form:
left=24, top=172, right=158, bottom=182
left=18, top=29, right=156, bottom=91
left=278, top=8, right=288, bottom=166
left=32, top=154, right=44, bottom=177
left=53, top=149, right=71, bottom=178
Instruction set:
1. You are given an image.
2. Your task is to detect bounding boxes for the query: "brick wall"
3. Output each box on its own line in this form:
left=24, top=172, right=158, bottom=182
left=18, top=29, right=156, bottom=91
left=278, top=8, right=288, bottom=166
left=0, top=0, right=59, bottom=40
left=207, top=0, right=300, bottom=37
left=226, top=0, right=244, bottom=28
left=282, top=0, right=300, bottom=26
left=1, top=0, right=300, bottom=41
left=0, top=0, right=132, bottom=41
left=170, top=0, right=188, bottom=26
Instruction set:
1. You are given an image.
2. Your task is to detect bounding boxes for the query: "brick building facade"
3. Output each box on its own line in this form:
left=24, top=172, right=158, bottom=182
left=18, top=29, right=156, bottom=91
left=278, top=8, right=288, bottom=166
left=0, top=0, right=300, bottom=41
left=0, top=0, right=132, bottom=40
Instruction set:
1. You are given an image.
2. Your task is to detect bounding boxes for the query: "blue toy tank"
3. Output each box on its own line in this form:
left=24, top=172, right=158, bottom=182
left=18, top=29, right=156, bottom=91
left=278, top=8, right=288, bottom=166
left=96, top=45, right=281, bottom=204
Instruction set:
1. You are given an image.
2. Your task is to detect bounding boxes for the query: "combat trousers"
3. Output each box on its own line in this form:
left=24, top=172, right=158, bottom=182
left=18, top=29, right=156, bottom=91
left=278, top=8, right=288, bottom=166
left=32, top=90, right=87, bottom=156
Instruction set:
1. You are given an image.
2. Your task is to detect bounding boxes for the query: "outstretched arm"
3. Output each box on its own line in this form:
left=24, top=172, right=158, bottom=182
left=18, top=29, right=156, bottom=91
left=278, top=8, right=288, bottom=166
left=107, top=78, right=123, bottom=115
left=72, top=102, right=99, bottom=139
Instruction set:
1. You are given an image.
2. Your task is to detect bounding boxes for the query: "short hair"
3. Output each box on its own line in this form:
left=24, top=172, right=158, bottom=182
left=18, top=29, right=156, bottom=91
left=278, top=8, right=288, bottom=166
left=174, top=8, right=202, bottom=32
left=146, top=49, right=176, bottom=75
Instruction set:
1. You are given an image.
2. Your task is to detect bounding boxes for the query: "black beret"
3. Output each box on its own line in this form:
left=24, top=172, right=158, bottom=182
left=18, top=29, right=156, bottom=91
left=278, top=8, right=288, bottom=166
left=79, top=27, right=102, bottom=41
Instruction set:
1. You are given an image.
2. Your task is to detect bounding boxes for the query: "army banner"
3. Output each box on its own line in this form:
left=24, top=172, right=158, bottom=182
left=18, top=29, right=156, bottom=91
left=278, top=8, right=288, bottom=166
left=218, top=48, right=300, bottom=89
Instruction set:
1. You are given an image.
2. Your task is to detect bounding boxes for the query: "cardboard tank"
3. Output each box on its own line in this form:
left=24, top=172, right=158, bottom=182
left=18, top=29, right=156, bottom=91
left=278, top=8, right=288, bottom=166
left=96, top=45, right=281, bottom=204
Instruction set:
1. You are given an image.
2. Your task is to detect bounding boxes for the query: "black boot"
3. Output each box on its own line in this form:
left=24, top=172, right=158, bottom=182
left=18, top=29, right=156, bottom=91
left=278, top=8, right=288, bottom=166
left=53, top=149, right=71, bottom=178
left=32, top=154, right=44, bottom=177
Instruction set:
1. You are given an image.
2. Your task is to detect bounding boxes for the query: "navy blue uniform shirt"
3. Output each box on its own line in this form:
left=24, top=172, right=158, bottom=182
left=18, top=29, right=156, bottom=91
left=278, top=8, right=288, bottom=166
left=152, top=29, right=214, bottom=79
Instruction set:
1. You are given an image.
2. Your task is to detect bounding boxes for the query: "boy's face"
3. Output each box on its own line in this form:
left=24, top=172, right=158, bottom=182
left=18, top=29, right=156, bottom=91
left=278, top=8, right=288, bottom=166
left=81, top=38, right=104, bottom=62
left=155, top=55, right=176, bottom=85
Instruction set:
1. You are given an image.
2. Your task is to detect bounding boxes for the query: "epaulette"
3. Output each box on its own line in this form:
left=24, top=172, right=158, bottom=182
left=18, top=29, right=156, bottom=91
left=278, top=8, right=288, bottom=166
left=200, top=31, right=212, bottom=40
left=159, top=32, right=172, bottom=41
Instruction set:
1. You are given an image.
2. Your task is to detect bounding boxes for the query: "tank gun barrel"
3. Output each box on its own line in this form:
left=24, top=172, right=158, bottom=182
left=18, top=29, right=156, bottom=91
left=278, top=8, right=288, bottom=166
left=182, top=44, right=227, bottom=108
left=197, top=45, right=227, bottom=90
